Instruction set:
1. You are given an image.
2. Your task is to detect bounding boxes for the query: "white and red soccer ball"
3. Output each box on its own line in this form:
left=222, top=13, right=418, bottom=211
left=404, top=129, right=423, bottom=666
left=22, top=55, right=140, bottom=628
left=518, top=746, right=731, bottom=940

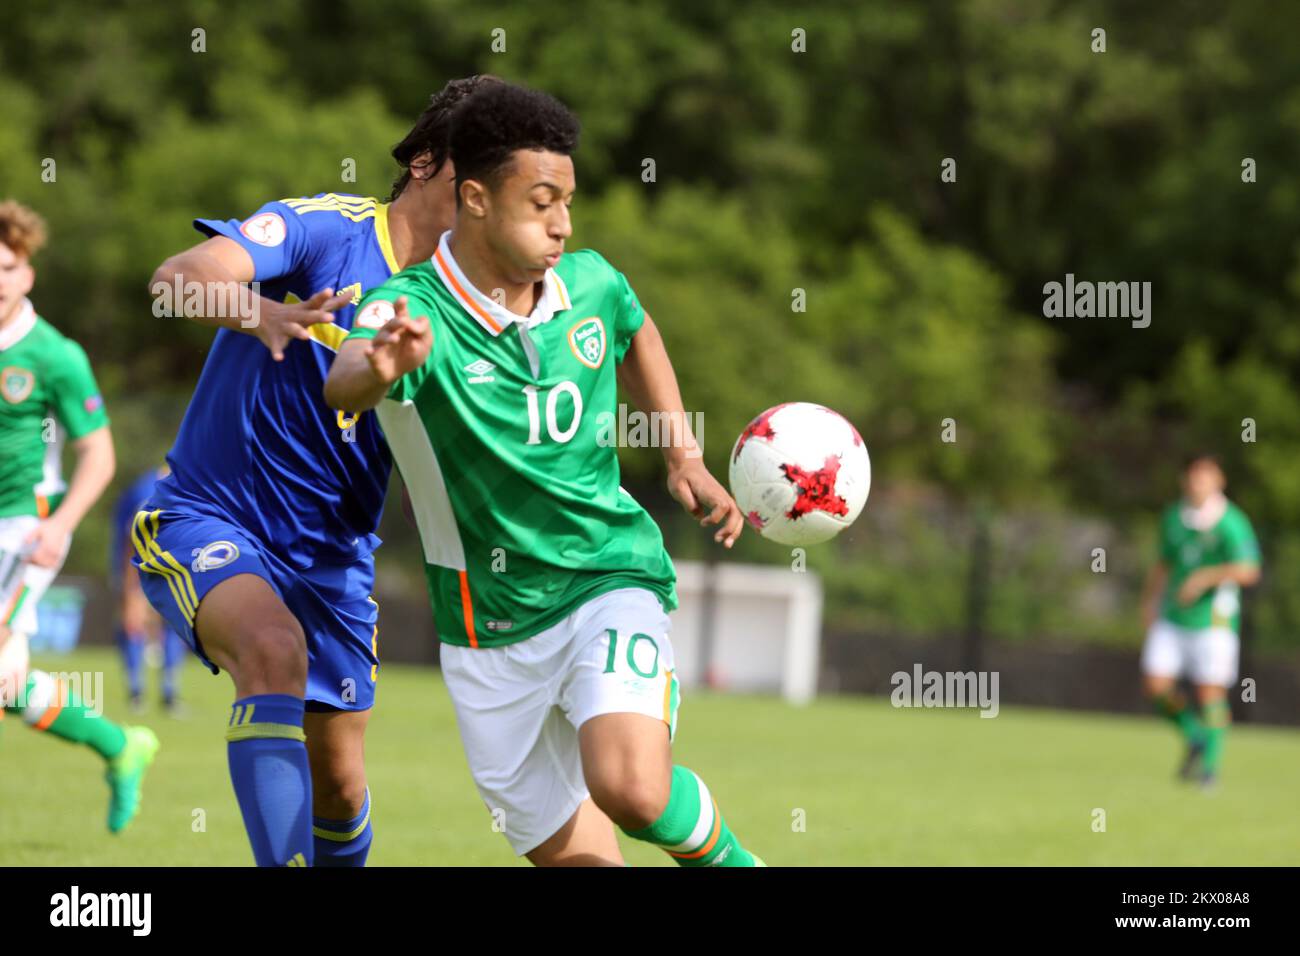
left=728, top=402, right=871, bottom=546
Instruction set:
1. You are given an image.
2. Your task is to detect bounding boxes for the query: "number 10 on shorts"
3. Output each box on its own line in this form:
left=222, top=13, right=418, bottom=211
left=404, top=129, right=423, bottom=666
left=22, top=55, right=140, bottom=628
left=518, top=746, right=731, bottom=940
left=603, top=628, right=661, bottom=678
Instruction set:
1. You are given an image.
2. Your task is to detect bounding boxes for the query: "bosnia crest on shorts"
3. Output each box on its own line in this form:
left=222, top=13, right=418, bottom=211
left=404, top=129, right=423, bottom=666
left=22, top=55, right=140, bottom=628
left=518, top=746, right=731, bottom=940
left=0, top=366, right=35, bottom=404
left=568, top=317, right=606, bottom=369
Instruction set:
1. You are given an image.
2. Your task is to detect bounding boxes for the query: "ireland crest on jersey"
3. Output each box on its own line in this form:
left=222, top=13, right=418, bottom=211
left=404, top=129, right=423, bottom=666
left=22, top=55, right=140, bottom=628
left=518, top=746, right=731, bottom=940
left=568, top=317, right=606, bottom=369
left=1, top=367, right=34, bottom=404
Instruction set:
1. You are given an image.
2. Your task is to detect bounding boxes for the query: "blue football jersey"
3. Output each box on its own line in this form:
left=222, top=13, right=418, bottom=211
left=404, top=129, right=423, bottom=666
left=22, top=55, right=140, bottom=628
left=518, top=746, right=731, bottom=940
left=151, top=193, right=400, bottom=568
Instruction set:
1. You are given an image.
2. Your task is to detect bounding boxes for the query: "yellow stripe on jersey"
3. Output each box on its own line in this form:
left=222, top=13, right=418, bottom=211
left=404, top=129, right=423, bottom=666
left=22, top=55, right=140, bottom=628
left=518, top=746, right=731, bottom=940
left=283, top=201, right=376, bottom=216
left=373, top=202, right=400, bottom=273
left=283, top=193, right=377, bottom=211
left=130, top=511, right=195, bottom=624
left=129, top=511, right=183, bottom=619
left=148, top=510, right=200, bottom=612
left=309, top=323, right=348, bottom=351
left=139, top=511, right=198, bottom=621
left=283, top=196, right=379, bottom=218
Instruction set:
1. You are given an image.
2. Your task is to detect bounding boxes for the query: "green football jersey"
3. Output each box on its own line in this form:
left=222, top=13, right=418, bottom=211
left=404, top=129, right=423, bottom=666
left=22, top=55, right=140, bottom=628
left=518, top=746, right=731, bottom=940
left=1157, top=498, right=1259, bottom=631
left=0, top=300, right=109, bottom=518
left=346, top=237, right=677, bottom=648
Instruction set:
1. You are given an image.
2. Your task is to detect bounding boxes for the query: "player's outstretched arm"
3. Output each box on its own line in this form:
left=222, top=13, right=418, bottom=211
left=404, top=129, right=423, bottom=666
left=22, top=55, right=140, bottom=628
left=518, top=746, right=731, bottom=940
left=1176, top=561, right=1261, bottom=607
left=26, top=426, right=115, bottom=568
left=324, top=296, right=431, bottom=412
left=617, top=314, right=743, bottom=548
left=150, top=236, right=352, bottom=361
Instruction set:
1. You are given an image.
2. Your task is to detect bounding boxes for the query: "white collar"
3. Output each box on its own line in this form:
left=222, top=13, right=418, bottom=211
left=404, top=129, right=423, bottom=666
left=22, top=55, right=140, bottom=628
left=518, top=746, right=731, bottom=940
left=0, top=298, right=37, bottom=352
left=1180, top=493, right=1228, bottom=531
left=431, top=231, right=571, bottom=336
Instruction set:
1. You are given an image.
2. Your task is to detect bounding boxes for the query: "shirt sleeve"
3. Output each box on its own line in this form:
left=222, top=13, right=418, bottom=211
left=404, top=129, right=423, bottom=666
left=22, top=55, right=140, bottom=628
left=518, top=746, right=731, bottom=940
left=345, top=284, right=436, bottom=403
left=1223, top=511, right=1261, bottom=565
left=194, top=200, right=318, bottom=285
left=607, top=260, right=646, bottom=365
left=47, top=339, right=109, bottom=439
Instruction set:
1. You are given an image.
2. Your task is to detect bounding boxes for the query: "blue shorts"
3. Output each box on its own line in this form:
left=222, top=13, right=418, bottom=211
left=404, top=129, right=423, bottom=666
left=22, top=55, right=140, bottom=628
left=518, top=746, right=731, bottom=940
left=129, top=507, right=380, bottom=711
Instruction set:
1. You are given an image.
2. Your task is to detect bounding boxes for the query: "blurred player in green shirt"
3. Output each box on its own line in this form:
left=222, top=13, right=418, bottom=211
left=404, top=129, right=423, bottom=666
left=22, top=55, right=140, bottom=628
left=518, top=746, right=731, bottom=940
left=1139, top=453, right=1260, bottom=788
left=0, top=199, right=158, bottom=832
left=326, top=83, right=761, bottom=866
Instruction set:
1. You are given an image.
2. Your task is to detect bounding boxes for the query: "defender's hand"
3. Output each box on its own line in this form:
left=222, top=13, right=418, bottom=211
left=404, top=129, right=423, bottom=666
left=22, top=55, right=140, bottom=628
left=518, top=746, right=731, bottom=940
left=668, top=459, right=743, bottom=548
left=255, top=288, right=354, bottom=361
left=364, top=297, right=432, bottom=385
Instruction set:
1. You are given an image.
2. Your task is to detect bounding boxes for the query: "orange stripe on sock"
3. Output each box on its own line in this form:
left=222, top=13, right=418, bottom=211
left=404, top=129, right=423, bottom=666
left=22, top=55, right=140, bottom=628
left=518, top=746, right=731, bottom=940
left=32, top=679, right=65, bottom=730
left=668, top=798, right=722, bottom=860
left=459, top=571, right=478, bottom=648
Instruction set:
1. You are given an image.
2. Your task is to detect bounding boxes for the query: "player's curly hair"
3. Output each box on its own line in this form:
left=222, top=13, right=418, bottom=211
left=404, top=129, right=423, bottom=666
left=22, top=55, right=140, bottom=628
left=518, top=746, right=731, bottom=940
left=0, top=200, right=48, bottom=259
left=449, top=82, right=580, bottom=201
left=389, top=75, right=505, bottom=201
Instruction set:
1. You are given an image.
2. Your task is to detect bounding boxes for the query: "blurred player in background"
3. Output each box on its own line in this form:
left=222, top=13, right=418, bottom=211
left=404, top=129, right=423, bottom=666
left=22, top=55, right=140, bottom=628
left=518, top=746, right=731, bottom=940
left=327, top=83, right=761, bottom=867
left=0, top=199, right=159, bottom=832
left=112, top=465, right=185, bottom=714
left=1140, top=453, right=1261, bottom=789
left=136, top=76, right=498, bottom=866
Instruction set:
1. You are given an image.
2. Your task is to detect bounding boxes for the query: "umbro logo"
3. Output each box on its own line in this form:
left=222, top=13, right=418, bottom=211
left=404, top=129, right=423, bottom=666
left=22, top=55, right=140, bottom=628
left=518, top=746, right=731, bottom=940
left=465, top=359, right=495, bottom=384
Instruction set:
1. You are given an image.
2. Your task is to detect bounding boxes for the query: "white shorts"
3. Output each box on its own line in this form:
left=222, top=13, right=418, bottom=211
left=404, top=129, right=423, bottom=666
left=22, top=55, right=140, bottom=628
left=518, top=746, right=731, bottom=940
left=0, top=515, right=69, bottom=638
left=1140, top=619, right=1239, bottom=686
left=0, top=628, right=30, bottom=707
left=439, top=586, right=681, bottom=856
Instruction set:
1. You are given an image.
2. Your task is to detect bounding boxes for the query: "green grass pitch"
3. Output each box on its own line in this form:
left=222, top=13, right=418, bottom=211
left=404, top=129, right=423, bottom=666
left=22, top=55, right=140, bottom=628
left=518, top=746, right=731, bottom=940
left=2, top=647, right=1298, bottom=865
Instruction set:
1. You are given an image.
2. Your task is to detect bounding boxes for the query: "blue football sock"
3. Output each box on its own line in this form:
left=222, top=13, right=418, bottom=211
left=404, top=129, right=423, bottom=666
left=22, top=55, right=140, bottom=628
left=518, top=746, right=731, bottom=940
left=162, top=627, right=184, bottom=701
left=313, top=787, right=373, bottom=867
left=117, top=629, right=145, bottom=698
left=226, top=694, right=314, bottom=867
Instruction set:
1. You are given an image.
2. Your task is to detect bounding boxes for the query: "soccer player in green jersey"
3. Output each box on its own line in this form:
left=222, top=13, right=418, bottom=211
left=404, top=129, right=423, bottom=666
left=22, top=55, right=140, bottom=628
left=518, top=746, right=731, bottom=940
left=0, top=200, right=159, bottom=831
left=325, top=83, right=762, bottom=866
left=1139, top=453, right=1260, bottom=788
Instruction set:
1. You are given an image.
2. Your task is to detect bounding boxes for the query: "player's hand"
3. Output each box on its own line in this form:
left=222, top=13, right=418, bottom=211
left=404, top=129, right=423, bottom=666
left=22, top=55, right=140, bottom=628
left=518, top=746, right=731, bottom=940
left=1176, top=569, right=1211, bottom=607
left=364, top=297, right=432, bottom=385
left=256, top=288, right=354, bottom=362
left=23, top=519, right=71, bottom=569
left=668, top=459, right=743, bottom=548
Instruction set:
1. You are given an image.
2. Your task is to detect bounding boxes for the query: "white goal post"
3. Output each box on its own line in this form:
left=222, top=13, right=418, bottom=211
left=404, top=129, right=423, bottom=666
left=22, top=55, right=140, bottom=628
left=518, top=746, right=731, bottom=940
left=667, top=560, right=823, bottom=705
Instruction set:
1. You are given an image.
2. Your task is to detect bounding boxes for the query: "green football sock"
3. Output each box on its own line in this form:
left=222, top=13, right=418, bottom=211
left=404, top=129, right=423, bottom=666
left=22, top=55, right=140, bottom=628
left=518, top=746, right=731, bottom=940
left=1199, top=699, right=1231, bottom=774
left=1152, top=691, right=1203, bottom=746
left=623, top=765, right=758, bottom=867
left=9, top=670, right=126, bottom=760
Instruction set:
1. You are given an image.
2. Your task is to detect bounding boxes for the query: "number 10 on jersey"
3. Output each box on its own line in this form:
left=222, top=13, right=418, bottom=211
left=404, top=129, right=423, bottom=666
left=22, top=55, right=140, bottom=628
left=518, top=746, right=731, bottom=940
left=523, top=382, right=583, bottom=444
